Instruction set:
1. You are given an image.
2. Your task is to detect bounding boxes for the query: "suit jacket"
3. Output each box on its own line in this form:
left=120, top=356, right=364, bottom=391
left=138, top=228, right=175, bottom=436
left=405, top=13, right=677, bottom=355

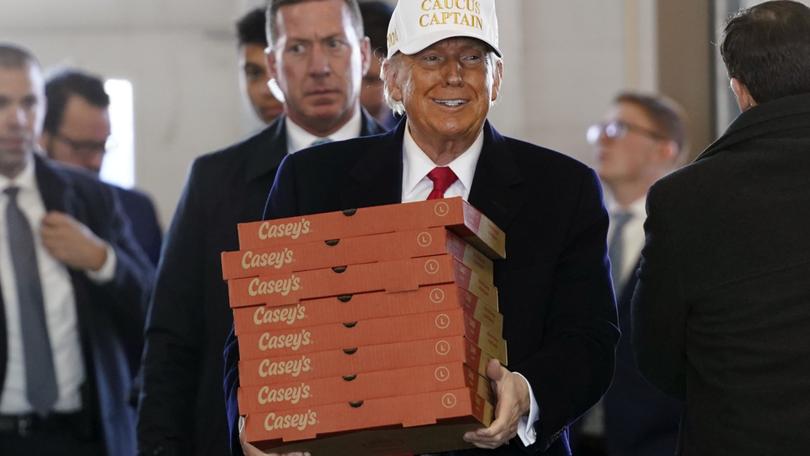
left=632, top=92, right=810, bottom=455
left=223, top=120, right=619, bottom=455
left=137, top=113, right=384, bottom=456
left=603, top=267, right=681, bottom=456
left=113, top=186, right=163, bottom=266
left=0, top=154, right=153, bottom=456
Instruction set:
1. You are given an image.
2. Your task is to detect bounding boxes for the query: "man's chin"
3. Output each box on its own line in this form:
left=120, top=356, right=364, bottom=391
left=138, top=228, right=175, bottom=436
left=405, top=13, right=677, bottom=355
left=306, top=105, right=353, bottom=124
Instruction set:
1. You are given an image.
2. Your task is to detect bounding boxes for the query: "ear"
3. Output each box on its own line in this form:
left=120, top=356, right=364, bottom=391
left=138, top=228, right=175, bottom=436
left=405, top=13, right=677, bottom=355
left=38, top=132, right=52, bottom=156
left=658, top=139, right=679, bottom=164
left=490, top=58, right=504, bottom=103
left=730, top=78, right=757, bottom=112
left=265, top=48, right=279, bottom=80
left=359, top=36, right=371, bottom=77
left=382, top=59, right=403, bottom=103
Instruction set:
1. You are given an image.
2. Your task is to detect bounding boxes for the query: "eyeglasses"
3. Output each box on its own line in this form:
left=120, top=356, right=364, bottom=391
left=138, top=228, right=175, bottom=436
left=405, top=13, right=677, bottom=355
left=52, top=133, right=115, bottom=157
left=586, top=120, right=667, bottom=145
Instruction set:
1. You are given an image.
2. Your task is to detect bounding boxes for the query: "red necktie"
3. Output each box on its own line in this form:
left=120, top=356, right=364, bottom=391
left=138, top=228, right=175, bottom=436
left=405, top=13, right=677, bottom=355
left=426, top=167, right=458, bottom=200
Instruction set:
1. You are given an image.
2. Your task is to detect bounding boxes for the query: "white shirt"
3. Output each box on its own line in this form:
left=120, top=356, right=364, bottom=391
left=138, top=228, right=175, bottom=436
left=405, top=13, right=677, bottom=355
left=401, top=122, right=482, bottom=202
left=400, top=120, right=540, bottom=446
left=605, top=194, right=647, bottom=287
left=285, top=107, right=363, bottom=155
left=0, top=156, right=115, bottom=414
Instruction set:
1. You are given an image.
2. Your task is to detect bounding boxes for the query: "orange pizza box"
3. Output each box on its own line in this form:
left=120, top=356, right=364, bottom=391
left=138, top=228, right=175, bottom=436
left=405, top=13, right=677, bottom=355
left=222, top=227, right=494, bottom=280
left=237, top=197, right=505, bottom=259
left=238, top=336, right=498, bottom=387
left=248, top=419, right=489, bottom=455
left=237, top=362, right=493, bottom=414
left=236, top=307, right=507, bottom=363
left=243, top=386, right=494, bottom=450
left=232, top=285, right=502, bottom=336
left=227, top=254, right=495, bottom=309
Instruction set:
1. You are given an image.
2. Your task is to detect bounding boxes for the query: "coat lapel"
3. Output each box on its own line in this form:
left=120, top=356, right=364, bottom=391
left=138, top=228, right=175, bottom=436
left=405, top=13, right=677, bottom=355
left=245, top=117, right=288, bottom=184
left=340, top=122, right=404, bottom=209
left=34, top=153, right=73, bottom=214
left=468, top=122, right=525, bottom=232
left=33, top=154, right=91, bottom=335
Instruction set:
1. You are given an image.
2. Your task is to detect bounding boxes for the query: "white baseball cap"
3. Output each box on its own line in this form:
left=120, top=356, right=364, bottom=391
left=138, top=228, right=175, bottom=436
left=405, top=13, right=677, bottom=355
left=386, top=0, right=501, bottom=59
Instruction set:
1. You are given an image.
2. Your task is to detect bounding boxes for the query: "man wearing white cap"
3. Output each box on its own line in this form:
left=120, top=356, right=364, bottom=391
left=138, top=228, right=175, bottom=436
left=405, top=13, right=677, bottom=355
left=224, top=0, right=618, bottom=455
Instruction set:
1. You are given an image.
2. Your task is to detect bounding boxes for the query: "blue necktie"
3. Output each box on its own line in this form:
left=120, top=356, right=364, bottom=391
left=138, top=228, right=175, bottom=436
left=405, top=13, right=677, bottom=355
left=5, top=187, right=59, bottom=416
left=310, top=137, right=332, bottom=147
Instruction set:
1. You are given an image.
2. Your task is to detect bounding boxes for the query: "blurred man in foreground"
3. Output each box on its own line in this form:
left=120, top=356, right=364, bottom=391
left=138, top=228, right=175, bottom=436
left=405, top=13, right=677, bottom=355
left=0, top=43, right=152, bottom=456
left=633, top=1, right=810, bottom=454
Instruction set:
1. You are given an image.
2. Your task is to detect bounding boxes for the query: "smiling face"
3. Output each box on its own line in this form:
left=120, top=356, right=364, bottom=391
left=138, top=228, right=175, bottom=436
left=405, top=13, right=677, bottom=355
left=387, top=38, right=501, bottom=156
left=267, top=0, right=369, bottom=136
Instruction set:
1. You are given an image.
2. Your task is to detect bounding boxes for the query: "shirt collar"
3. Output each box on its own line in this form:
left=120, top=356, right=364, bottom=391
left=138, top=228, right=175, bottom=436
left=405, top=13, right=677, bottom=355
left=285, top=106, right=362, bottom=154
left=605, top=192, right=647, bottom=219
left=0, top=153, right=37, bottom=193
left=401, top=119, right=484, bottom=196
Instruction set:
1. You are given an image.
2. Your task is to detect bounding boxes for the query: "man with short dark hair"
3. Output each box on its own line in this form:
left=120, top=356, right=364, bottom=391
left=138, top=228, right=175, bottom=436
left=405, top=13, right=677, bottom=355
left=41, top=69, right=163, bottom=265
left=224, top=0, right=618, bottom=455
left=632, top=1, right=810, bottom=454
left=575, top=92, right=686, bottom=456
left=0, top=43, right=153, bottom=456
left=136, top=1, right=384, bottom=455
left=237, top=8, right=284, bottom=125
left=358, top=0, right=395, bottom=127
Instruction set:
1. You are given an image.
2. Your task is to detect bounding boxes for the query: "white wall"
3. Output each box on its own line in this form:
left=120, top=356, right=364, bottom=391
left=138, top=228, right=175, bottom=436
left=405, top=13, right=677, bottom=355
left=2, top=0, right=659, bottom=227
left=488, top=0, right=657, bottom=166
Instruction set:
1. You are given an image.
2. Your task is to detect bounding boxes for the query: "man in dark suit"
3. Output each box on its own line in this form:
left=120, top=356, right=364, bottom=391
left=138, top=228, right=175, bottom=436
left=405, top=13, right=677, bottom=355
left=0, top=44, right=153, bottom=455
left=136, top=1, right=384, bottom=455
left=632, top=2, right=810, bottom=455
left=41, top=69, right=163, bottom=265
left=574, top=92, right=686, bottom=456
left=224, top=1, right=618, bottom=455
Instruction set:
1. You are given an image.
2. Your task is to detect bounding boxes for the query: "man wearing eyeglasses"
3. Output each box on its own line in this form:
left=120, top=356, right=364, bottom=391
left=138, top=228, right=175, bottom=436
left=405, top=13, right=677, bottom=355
left=41, top=69, right=163, bottom=266
left=574, top=92, right=686, bottom=456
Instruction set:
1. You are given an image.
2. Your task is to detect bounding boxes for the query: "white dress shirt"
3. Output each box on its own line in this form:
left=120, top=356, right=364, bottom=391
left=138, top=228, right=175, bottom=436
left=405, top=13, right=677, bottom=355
left=605, top=194, right=647, bottom=287
left=0, top=156, right=115, bottom=414
left=285, top=106, right=363, bottom=155
left=579, top=194, right=647, bottom=436
left=400, top=121, right=540, bottom=446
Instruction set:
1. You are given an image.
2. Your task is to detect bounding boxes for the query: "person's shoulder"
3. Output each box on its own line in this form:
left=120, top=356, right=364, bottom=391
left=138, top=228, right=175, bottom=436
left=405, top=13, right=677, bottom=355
left=43, top=157, right=110, bottom=193
left=195, top=125, right=280, bottom=169
left=649, top=151, right=723, bottom=202
left=109, top=184, right=157, bottom=211
left=500, top=134, right=593, bottom=178
left=287, top=133, right=388, bottom=167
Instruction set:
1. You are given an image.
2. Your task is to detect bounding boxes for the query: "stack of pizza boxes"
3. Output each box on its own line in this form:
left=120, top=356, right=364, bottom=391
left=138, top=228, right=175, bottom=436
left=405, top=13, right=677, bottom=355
left=222, top=197, right=508, bottom=454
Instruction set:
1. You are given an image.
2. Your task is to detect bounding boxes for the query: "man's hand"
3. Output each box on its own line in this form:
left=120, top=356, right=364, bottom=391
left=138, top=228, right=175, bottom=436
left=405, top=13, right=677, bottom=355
left=463, top=358, right=531, bottom=449
left=239, top=416, right=311, bottom=456
left=40, top=211, right=108, bottom=271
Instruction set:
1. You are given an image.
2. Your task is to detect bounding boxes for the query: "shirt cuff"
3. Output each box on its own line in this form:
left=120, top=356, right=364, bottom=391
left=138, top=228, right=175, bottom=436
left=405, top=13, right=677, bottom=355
left=85, top=243, right=116, bottom=283
left=514, top=371, right=539, bottom=447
